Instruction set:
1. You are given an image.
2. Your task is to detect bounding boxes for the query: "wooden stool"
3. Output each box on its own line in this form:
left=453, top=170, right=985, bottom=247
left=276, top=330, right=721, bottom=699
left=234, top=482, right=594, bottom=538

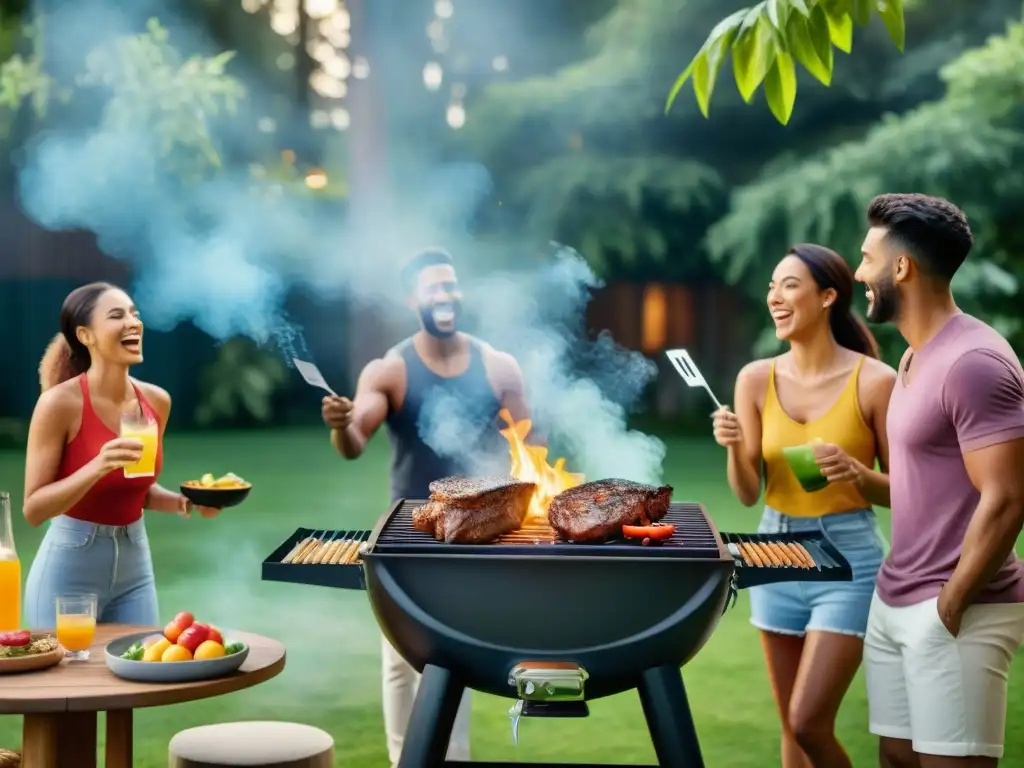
left=168, top=722, right=333, bottom=768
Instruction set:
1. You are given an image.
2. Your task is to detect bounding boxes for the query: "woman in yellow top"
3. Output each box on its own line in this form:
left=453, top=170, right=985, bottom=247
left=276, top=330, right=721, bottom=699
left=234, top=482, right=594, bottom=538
left=713, top=244, right=897, bottom=768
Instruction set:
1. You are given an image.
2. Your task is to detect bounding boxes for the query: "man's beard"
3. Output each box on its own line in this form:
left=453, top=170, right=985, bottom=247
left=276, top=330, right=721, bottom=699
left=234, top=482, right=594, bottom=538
left=419, top=299, right=461, bottom=338
left=866, top=272, right=900, bottom=324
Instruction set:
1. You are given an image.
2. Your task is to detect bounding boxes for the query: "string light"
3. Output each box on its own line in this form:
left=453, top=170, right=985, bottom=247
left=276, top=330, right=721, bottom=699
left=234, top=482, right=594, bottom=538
left=434, top=0, right=454, bottom=19
left=446, top=103, right=465, bottom=129
left=258, top=0, right=354, bottom=132
left=423, top=62, right=443, bottom=91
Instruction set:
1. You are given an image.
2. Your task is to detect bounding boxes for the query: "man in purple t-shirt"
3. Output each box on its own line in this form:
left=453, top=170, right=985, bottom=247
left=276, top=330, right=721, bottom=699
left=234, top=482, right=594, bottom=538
left=854, top=193, right=1024, bottom=766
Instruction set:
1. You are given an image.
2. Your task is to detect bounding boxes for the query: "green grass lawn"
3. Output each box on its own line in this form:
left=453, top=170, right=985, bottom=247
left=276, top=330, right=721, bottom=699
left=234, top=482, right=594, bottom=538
left=1, top=428, right=1022, bottom=766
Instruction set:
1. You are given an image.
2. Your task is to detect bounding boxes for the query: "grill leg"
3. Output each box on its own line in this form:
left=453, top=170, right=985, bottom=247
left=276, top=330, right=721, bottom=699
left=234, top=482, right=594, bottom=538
left=397, top=664, right=465, bottom=768
left=637, top=665, right=705, bottom=768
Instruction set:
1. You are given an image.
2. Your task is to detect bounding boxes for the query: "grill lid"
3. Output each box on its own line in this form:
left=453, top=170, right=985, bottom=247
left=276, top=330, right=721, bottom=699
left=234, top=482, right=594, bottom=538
left=370, top=500, right=723, bottom=558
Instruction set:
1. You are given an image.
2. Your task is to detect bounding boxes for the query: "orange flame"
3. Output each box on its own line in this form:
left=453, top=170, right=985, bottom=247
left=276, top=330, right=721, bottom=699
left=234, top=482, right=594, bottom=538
left=498, top=408, right=584, bottom=523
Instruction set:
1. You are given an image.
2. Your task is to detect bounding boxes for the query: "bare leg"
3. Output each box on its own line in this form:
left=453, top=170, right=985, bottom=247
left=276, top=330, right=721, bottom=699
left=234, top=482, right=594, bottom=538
left=760, top=631, right=811, bottom=768
left=880, top=738, right=920, bottom=768
left=788, top=630, right=863, bottom=767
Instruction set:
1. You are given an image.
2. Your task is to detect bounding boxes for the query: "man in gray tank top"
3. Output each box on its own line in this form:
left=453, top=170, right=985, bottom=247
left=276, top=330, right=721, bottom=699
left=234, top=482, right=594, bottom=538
left=321, top=247, right=530, bottom=766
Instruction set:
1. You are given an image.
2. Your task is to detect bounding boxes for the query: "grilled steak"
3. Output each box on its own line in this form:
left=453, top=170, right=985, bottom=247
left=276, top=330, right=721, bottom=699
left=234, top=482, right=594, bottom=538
left=547, top=479, right=672, bottom=542
left=413, top=476, right=537, bottom=544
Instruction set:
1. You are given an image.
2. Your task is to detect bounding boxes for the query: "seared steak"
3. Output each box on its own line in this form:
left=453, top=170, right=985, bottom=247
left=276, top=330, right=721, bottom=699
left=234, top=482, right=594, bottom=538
left=547, top=479, right=672, bottom=542
left=412, top=476, right=537, bottom=544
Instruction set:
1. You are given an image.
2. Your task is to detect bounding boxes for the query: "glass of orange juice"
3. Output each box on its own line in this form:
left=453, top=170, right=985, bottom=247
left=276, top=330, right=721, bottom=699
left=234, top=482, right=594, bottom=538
left=56, top=594, right=97, bottom=661
left=120, top=412, right=158, bottom=479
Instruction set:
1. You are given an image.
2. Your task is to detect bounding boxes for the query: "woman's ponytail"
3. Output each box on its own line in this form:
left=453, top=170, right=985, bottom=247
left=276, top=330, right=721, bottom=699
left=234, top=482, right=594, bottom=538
left=830, top=311, right=880, bottom=359
left=39, top=333, right=88, bottom=392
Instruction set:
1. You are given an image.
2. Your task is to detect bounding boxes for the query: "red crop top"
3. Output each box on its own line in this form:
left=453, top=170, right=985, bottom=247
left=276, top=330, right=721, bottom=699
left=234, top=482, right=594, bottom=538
left=59, top=375, right=164, bottom=526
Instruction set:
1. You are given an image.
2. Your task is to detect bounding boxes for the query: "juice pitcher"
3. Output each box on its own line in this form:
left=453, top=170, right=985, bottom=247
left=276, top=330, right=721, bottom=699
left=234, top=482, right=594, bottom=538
left=0, top=491, right=20, bottom=631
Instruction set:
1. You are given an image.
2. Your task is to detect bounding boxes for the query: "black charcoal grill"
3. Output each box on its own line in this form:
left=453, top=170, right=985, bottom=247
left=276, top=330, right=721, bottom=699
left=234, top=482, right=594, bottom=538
left=263, top=499, right=852, bottom=767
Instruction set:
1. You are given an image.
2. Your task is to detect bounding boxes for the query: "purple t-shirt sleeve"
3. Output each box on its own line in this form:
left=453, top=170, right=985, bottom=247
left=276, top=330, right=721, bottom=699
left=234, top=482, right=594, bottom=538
left=941, top=349, right=1024, bottom=453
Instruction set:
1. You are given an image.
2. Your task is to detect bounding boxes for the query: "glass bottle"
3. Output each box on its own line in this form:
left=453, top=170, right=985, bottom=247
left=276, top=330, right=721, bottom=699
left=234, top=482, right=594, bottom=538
left=0, top=492, right=21, bottom=631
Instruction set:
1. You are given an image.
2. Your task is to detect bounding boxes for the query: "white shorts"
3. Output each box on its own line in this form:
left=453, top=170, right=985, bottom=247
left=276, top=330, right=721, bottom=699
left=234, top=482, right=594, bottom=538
left=864, top=590, right=1024, bottom=758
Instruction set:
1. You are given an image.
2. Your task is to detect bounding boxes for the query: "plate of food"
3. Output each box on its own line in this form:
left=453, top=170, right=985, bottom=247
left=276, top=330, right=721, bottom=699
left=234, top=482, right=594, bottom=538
left=0, top=630, right=63, bottom=674
left=105, top=611, right=249, bottom=683
left=180, top=472, right=252, bottom=509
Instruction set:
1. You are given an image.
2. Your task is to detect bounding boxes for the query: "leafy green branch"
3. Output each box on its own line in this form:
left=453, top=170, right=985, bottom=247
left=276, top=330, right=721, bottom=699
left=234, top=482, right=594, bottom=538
left=704, top=12, right=1024, bottom=353
left=0, top=16, right=244, bottom=177
left=665, top=0, right=907, bottom=124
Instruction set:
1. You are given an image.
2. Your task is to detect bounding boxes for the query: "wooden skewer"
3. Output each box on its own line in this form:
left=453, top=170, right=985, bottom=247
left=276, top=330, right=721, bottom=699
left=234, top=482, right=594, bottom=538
left=283, top=537, right=315, bottom=564
left=311, top=534, right=338, bottom=564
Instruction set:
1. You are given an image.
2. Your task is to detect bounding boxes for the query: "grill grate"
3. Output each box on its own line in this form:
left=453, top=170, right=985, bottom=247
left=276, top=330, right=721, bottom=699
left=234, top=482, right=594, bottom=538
left=373, top=500, right=722, bottom=559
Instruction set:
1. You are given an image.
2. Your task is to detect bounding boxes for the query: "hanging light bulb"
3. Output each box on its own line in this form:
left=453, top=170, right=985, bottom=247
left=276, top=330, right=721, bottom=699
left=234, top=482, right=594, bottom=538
left=446, top=103, right=466, bottom=129
left=422, top=62, right=443, bottom=91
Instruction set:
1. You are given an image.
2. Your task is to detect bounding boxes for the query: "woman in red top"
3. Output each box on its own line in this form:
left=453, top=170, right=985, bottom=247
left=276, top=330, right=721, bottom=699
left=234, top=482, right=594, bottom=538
left=23, top=282, right=218, bottom=628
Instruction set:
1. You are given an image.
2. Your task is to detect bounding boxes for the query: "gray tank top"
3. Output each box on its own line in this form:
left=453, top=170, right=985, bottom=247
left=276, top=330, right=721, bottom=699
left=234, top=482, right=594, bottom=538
left=385, top=337, right=506, bottom=501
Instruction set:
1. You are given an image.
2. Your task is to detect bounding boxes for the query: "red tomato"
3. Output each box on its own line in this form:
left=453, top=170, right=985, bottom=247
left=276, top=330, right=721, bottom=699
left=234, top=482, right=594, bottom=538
left=205, top=626, right=224, bottom=645
left=622, top=523, right=676, bottom=541
left=176, top=625, right=210, bottom=654
left=0, top=630, right=31, bottom=647
left=173, top=612, right=195, bottom=630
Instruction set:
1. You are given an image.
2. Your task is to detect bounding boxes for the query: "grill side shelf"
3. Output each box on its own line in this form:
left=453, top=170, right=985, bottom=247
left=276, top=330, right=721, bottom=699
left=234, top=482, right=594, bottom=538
left=261, top=527, right=370, bottom=591
left=719, top=532, right=853, bottom=590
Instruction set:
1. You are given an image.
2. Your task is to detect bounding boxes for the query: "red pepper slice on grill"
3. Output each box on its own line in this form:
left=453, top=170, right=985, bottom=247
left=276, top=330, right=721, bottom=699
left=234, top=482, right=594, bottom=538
left=0, top=629, right=31, bottom=647
left=622, top=523, right=675, bottom=541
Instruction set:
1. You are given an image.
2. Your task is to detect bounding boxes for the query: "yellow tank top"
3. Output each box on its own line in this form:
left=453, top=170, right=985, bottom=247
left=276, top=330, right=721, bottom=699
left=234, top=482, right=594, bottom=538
left=762, top=356, right=876, bottom=518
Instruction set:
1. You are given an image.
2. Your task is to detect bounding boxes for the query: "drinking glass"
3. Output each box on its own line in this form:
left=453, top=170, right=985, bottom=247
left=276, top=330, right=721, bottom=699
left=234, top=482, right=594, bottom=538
left=120, top=412, right=158, bottom=478
left=783, top=444, right=830, bottom=493
left=56, top=594, right=97, bottom=661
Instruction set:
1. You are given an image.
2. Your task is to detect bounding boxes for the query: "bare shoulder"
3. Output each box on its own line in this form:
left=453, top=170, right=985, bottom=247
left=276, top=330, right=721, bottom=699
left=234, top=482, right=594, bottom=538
left=859, top=356, right=898, bottom=393
left=476, top=338, right=523, bottom=384
left=362, top=353, right=405, bottom=392
left=133, top=379, right=172, bottom=425
left=134, top=379, right=171, bottom=409
left=860, top=356, right=897, bottom=381
left=34, top=378, right=82, bottom=421
left=736, top=358, right=773, bottom=389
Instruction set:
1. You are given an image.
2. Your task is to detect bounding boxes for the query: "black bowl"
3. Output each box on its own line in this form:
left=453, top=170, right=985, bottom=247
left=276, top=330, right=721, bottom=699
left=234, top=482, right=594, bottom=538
left=180, top=484, right=252, bottom=509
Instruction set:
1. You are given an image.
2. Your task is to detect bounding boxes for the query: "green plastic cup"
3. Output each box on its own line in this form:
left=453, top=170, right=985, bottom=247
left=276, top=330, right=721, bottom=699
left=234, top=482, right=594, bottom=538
left=783, top=444, right=830, bottom=493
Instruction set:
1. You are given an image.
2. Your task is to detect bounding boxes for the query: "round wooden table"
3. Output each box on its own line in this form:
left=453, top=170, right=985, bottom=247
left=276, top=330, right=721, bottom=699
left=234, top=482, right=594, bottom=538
left=0, top=624, right=286, bottom=768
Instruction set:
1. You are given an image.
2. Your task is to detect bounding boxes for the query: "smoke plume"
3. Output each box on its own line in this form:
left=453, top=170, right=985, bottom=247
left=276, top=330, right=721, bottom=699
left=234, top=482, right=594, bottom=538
left=13, top=0, right=666, bottom=483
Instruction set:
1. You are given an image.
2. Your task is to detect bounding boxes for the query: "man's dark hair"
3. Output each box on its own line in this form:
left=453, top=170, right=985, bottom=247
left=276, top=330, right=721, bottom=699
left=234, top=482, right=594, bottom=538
left=866, top=193, right=973, bottom=282
left=400, top=247, right=455, bottom=294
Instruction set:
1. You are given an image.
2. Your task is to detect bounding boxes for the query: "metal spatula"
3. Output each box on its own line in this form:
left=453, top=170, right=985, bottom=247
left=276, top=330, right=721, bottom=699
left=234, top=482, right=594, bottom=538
left=665, top=348, right=724, bottom=411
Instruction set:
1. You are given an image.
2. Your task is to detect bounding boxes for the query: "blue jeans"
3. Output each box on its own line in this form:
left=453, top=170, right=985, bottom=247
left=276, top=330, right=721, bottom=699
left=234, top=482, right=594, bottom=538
left=24, top=515, right=159, bottom=628
left=749, top=506, right=887, bottom=638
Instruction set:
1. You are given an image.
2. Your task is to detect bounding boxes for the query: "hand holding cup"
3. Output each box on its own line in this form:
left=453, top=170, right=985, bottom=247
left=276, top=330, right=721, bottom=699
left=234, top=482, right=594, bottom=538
left=92, top=437, right=145, bottom=477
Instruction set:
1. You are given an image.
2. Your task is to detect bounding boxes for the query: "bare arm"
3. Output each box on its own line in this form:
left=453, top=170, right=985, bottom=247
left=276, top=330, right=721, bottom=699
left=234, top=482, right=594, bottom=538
left=139, top=383, right=185, bottom=514
left=727, top=363, right=766, bottom=507
left=945, top=437, right=1024, bottom=614
left=940, top=352, right=1024, bottom=617
left=330, top=358, right=393, bottom=460
left=23, top=390, right=105, bottom=527
left=854, top=365, right=896, bottom=507
left=494, top=352, right=530, bottom=423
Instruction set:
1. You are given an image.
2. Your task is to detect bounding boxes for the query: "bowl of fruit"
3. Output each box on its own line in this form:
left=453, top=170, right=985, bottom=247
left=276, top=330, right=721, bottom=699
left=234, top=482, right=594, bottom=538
left=104, top=611, right=249, bottom=683
left=180, top=472, right=252, bottom=509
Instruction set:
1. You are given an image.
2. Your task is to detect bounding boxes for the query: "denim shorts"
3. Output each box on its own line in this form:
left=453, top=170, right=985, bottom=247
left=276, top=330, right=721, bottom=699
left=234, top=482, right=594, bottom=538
left=748, top=506, right=887, bottom=638
left=24, top=515, right=159, bottom=629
